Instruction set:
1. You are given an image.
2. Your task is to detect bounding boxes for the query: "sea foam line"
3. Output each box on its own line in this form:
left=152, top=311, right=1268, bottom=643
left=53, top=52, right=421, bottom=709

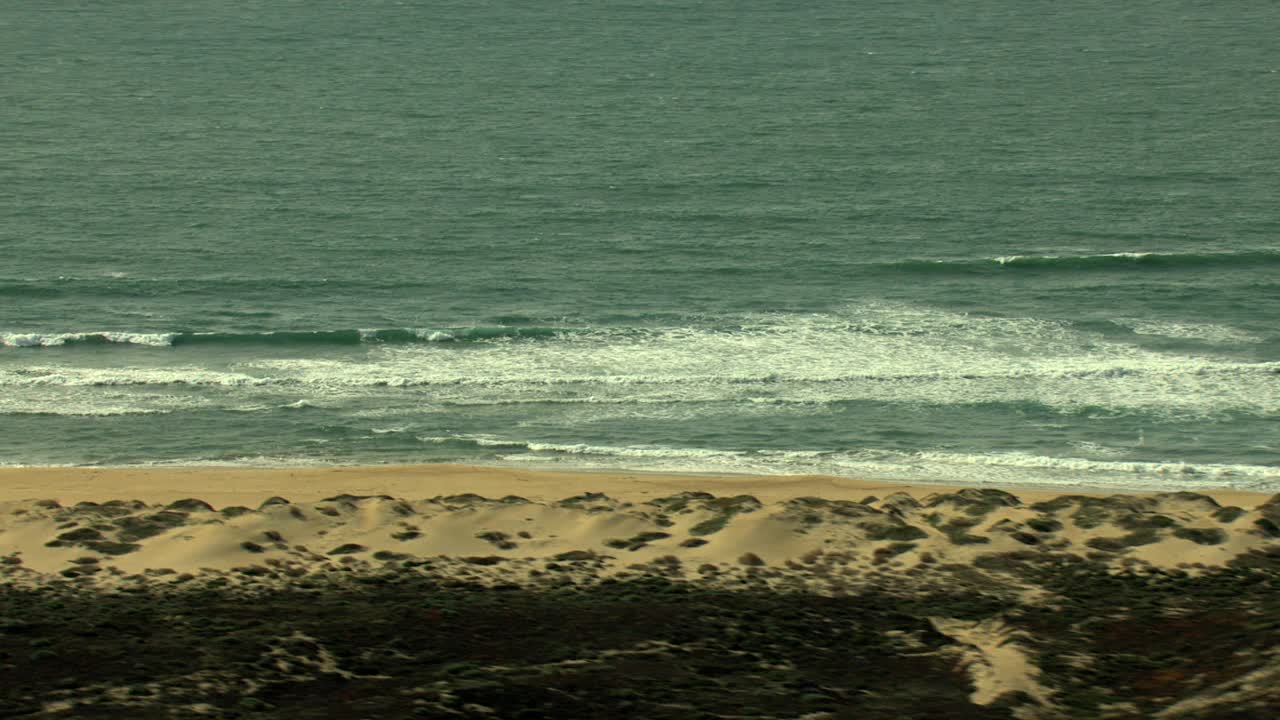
left=467, top=439, right=1280, bottom=491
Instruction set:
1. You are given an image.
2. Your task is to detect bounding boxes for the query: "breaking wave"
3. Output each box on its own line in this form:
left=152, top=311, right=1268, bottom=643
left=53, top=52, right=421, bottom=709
left=3, top=304, right=1277, bottom=419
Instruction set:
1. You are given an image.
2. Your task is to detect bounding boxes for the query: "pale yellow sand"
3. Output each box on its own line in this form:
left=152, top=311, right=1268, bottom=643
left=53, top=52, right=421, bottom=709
left=1, top=464, right=1274, bottom=584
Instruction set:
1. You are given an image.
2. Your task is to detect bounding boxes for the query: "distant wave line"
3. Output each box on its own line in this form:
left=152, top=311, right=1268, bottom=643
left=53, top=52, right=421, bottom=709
left=0, top=326, right=567, bottom=349
left=4, top=250, right=1276, bottom=299
left=884, top=249, right=1280, bottom=275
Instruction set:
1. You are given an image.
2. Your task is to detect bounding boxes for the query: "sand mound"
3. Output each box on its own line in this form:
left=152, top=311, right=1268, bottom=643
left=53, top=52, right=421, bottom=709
left=3, top=489, right=1276, bottom=590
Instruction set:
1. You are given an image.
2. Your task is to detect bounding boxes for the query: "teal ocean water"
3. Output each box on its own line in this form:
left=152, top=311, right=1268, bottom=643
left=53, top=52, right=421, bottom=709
left=3, top=1, right=1278, bottom=491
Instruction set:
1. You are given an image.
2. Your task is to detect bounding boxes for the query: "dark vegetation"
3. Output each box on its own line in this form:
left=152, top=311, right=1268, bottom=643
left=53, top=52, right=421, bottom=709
left=2, top=554, right=1278, bottom=720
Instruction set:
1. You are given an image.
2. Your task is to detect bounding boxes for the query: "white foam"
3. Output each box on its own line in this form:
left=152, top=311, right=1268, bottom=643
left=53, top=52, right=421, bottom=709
left=229, top=304, right=1280, bottom=419
left=0, top=404, right=168, bottom=417
left=281, top=399, right=319, bottom=410
left=1, top=333, right=60, bottom=348
left=5, top=305, right=1277, bottom=422
left=0, top=387, right=209, bottom=417
left=912, top=450, right=1279, bottom=481
left=1114, top=318, right=1264, bottom=344
left=124, top=456, right=338, bottom=469
left=0, top=367, right=270, bottom=387
left=99, top=332, right=175, bottom=347
left=484, top=440, right=1280, bottom=492
left=995, top=251, right=1156, bottom=265
left=0, top=331, right=175, bottom=348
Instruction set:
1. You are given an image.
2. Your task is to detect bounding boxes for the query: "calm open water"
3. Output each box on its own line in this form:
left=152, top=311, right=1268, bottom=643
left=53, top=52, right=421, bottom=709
left=3, top=0, right=1278, bottom=491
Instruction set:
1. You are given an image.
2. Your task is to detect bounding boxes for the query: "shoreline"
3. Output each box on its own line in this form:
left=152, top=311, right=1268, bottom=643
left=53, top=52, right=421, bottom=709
left=0, top=462, right=1273, bottom=508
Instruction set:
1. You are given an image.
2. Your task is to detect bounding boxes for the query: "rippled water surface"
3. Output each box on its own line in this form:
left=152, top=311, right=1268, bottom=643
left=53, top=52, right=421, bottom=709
left=3, top=1, right=1278, bottom=490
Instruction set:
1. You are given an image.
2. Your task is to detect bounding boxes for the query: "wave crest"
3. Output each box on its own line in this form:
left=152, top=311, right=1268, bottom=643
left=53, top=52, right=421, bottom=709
left=1, top=332, right=177, bottom=348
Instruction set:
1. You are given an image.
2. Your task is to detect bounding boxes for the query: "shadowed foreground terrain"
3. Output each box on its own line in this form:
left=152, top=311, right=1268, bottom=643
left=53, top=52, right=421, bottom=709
left=3, top=567, right=1278, bottom=720
left=2, top=488, right=1278, bottom=719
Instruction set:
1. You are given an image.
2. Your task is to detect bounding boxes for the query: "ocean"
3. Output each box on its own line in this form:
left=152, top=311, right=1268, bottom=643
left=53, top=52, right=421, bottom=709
left=3, top=0, right=1278, bottom=492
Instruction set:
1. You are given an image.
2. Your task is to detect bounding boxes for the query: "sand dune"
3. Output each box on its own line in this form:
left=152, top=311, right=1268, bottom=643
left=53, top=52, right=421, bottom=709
left=4, top=486, right=1276, bottom=585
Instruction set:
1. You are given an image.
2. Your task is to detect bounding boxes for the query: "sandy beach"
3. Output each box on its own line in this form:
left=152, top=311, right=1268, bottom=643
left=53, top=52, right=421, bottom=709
left=2, top=462, right=1274, bottom=508
left=2, top=464, right=1278, bottom=719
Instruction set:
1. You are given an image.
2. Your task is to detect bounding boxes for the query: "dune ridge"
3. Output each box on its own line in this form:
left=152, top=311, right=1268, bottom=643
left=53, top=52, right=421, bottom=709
left=3, top=487, right=1278, bottom=586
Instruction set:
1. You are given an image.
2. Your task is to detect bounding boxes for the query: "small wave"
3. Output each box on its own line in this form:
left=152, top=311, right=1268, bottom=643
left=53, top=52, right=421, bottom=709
left=0, top=367, right=271, bottom=387
left=416, top=435, right=531, bottom=449
left=281, top=399, right=320, bottom=410
left=1067, top=441, right=1131, bottom=458
left=0, top=326, right=567, bottom=350
left=523, top=442, right=741, bottom=460
left=6, top=357, right=1278, bottom=399
left=418, top=436, right=749, bottom=460
left=1, top=331, right=177, bottom=348
left=0, top=283, right=64, bottom=298
left=0, top=406, right=171, bottom=417
left=994, top=252, right=1150, bottom=266
left=883, top=250, right=1280, bottom=276
left=370, top=426, right=410, bottom=435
